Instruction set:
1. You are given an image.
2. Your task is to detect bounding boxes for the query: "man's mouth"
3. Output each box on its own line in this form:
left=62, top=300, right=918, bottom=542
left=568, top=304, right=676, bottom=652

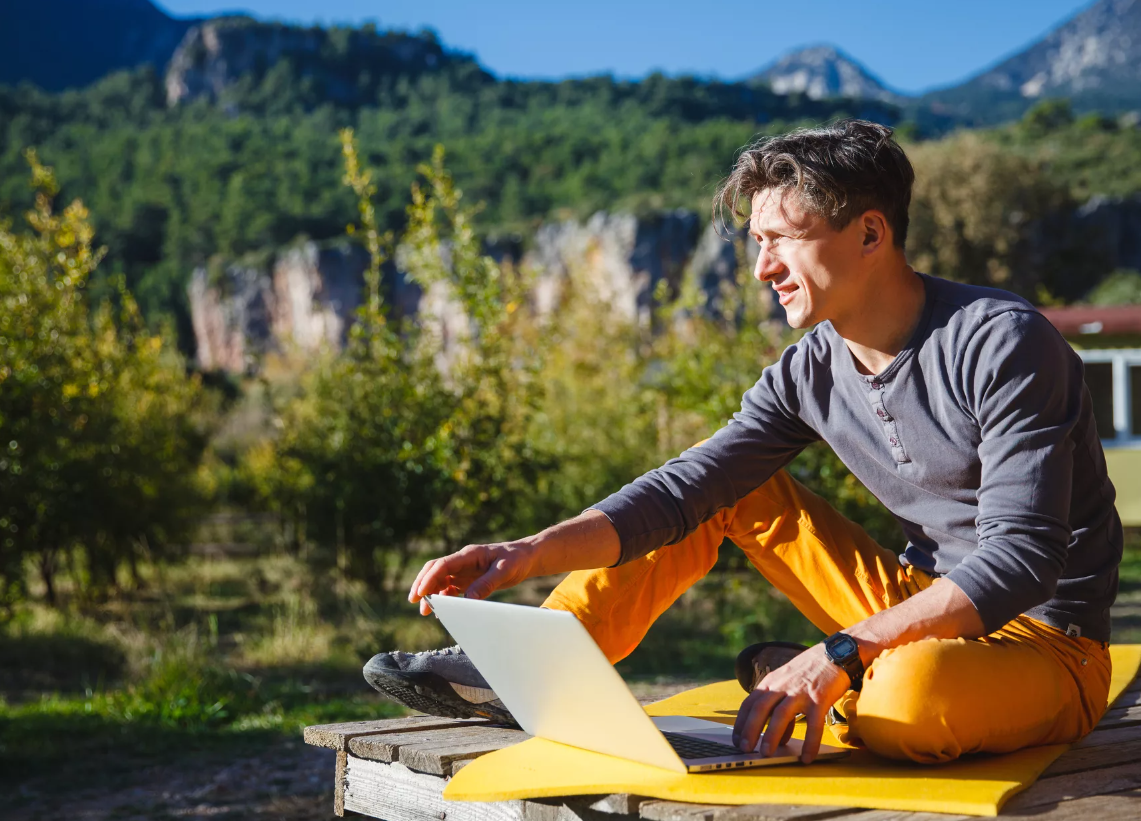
left=775, top=284, right=799, bottom=306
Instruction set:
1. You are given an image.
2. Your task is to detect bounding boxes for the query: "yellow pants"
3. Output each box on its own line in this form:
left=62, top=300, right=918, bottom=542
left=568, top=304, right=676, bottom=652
left=542, top=469, right=1112, bottom=763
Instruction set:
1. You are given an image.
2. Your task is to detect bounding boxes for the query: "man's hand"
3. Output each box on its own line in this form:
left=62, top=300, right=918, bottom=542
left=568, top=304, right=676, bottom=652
left=409, top=541, right=536, bottom=615
left=731, top=643, right=850, bottom=764
left=407, top=510, right=622, bottom=616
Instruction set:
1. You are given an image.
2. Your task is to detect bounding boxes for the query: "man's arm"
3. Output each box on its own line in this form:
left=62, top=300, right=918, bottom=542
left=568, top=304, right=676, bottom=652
left=732, top=580, right=984, bottom=762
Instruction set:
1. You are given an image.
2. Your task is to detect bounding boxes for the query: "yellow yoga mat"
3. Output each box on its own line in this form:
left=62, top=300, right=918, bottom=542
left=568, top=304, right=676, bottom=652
left=445, top=644, right=1141, bottom=817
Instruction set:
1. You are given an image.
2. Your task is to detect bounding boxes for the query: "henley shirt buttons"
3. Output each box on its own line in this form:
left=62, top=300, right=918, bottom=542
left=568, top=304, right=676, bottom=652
left=871, top=381, right=882, bottom=390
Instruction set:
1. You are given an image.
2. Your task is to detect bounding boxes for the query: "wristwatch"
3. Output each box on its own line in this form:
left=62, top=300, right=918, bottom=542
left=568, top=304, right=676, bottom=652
left=823, top=632, right=865, bottom=691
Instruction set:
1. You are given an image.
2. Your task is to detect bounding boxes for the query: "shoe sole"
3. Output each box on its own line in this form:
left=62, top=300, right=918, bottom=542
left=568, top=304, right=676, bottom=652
left=363, top=666, right=518, bottom=726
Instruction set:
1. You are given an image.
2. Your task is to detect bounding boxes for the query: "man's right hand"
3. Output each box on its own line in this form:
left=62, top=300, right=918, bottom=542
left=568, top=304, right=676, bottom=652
left=408, top=541, right=537, bottom=615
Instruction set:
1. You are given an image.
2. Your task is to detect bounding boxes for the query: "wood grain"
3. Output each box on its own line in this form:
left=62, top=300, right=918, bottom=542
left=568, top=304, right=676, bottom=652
left=346, top=725, right=526, bottom=773
left=304, top=715, right=492, bottom=750
left=1073, top=723, right=1141, bottom=749
left=334, top=750, right=347, bottom=817
left=638, top=801, right=855, bottom=821
left=1002, top=789, right=1141, bottom=819
left=1041, top=738, right=1141, bottom=776
left=342, top=757, right=634, bottom=821
left=1004, top=760, right=1141, bottom=811
left=1096, top=705, right=1141, bottom=729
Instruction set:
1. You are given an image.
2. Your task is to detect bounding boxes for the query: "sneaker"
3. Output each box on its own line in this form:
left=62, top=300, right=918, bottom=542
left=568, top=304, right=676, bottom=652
left=734, top=641, right=847, bottom=725
left=363, top=645, right=518, bottom=726
left=735, top=641, right=812, bottom=692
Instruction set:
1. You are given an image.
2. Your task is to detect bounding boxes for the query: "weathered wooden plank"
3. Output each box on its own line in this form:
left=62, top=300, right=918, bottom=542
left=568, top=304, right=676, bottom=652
left=589, top=795, right=648, bottom=815
left=832, top=812, right=969, bottom=821
left=1002, top=789, right=1141, bottom=819
left=347, top=725, right=525, bottom=768
left=304, top=715, right=492, bottom=750
left=400, top=730, right=529, bottom=776
left=639, top=800, right=856, bottom=821
left=334, top=750, right=347, bottom=817
left=1042, top=737, right=1141, bottom=776
left=1074, top=723, right=1141, bottom=749
left=343, top=757, right=631, bottom=821
left=525, top=797, right=648, bottom=821
left=344, top=757, right=526, bottom=821
left=1109, top=688, right=1141, bottom=709
left=1096, top=705, right=1141, bottom=729
left=1004, top=760, right=1141, bottom=811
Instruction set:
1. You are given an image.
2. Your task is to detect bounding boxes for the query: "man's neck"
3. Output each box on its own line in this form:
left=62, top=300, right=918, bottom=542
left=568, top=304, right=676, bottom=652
left=834, top=264, right=926, bottom=377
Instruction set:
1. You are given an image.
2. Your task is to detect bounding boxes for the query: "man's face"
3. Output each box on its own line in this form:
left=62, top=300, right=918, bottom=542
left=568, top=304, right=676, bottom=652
left=748, top=188, right=868, bottom=329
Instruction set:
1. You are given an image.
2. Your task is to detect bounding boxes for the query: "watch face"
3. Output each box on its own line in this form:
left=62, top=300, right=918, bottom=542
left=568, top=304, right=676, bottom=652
left=830, top=634, right=858, bottom=659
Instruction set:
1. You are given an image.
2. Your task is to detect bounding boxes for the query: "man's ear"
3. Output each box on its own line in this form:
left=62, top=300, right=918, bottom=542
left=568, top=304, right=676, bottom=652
left=860, top=211, right=890, bottom=255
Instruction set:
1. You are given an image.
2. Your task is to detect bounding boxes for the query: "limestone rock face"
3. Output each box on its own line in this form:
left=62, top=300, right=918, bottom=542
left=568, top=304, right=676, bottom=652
left=188, top=263, right=275, bottom=374
left=526, top=211, right=703, bottom=325
left=165, top=18, right=460, bottom=107
left=188, top=242, right=413, bottom=372
left=186, top=213, right=771, bottom=374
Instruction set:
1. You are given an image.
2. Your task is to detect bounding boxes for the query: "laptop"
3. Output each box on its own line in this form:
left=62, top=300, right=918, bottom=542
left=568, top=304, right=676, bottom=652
left=426, top=594, right=849, bottom=774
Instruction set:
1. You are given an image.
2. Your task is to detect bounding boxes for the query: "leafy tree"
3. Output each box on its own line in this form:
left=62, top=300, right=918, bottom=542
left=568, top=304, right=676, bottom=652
left=0, top=152, right=209, bottom=612
left=906, top=132, right=1074, bottom=297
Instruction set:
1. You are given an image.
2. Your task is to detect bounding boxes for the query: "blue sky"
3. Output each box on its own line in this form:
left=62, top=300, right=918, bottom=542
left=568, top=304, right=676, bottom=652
left=158, top=1, right=1093, bottom=95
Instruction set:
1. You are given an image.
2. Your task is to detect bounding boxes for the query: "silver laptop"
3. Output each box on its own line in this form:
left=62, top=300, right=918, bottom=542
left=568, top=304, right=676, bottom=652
left=426, top=594, right=849, bottom=773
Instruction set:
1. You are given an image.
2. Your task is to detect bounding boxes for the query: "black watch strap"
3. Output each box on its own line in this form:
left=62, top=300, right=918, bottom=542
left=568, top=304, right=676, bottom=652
left=823, top=631, right=865, bottom=691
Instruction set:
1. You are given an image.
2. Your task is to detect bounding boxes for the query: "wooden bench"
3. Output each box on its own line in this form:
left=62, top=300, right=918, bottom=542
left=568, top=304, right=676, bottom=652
left=304, top=676, right=1141, bottom=821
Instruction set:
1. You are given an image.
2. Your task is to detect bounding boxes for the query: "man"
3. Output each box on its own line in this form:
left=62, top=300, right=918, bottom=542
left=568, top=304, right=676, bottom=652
left=365, top=120, right=1121, bottom=765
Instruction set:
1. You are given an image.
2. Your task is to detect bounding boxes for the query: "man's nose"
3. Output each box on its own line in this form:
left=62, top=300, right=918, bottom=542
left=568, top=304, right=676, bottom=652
left=753, top=246, right=785, bottom=282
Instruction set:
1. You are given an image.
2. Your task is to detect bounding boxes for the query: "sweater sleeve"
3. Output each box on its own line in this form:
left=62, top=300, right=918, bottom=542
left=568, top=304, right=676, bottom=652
left=590, top=341, right=822, bottom=565
left=944, top=310, right=1080, bottom=633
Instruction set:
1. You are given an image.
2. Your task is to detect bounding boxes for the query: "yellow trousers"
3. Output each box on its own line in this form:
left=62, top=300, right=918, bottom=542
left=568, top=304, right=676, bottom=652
left=542, top=469, right=1112, bottom=763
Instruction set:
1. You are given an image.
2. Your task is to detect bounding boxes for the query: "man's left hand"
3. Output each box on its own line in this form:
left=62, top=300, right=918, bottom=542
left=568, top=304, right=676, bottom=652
left=731, top=643, right=850, bottom=764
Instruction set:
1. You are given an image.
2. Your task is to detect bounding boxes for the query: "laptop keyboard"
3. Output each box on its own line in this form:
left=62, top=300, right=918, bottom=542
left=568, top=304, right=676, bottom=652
left=662, top=731, right=745, bottom=760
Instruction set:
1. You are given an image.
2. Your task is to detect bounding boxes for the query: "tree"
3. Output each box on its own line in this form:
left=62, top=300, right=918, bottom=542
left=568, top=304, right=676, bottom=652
left=0, top=152, right=209, bottom=612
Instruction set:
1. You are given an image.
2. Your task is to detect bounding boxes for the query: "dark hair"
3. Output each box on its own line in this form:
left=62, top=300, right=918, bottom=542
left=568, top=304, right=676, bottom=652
left=713, top=119, right=915, bottom=247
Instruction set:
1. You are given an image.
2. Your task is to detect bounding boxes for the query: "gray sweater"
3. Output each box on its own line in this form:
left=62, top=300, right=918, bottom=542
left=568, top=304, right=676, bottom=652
left=592, top=273, right=1122, bottom=641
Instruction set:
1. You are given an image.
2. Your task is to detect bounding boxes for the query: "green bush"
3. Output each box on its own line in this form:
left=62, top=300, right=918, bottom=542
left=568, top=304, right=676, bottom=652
left=0, top=152, right=211, bottom=612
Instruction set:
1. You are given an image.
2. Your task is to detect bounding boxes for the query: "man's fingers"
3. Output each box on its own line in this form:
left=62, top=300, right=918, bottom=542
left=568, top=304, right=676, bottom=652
left=465, top=564, right=508, bottom=601
left=799, top=707, right=827, bottom=764
left=779, top=720, right=795, bottom=748
left=412, top=550, right=483, bottom=601
left=733, top=691, right=779, bottom=752
left=760, top=698, right=802, bottom=756
left=409, top=558, right=438, bottom=602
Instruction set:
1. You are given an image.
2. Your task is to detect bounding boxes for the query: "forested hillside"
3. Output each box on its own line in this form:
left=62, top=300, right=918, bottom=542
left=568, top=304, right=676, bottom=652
left=0, top=19, right=896, bottom=336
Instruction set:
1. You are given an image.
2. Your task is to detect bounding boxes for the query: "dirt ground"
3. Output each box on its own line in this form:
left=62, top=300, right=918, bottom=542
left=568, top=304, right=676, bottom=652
left=10, top=740, right=339, bottom=821
left=7, top=681, right=706, bottom=821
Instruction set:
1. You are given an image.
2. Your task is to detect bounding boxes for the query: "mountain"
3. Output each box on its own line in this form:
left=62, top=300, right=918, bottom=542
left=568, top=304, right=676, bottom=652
left=163, top=17, right=480, bottom=108
left=750, top=46, right=903, bottom=104
left=923, top=0, right=1141, bottom=123
left=0, top=0, right=199, bottom=92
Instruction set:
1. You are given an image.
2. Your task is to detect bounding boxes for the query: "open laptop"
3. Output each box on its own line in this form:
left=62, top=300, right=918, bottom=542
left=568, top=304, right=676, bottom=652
left=426, top=594, right=849, bottom=774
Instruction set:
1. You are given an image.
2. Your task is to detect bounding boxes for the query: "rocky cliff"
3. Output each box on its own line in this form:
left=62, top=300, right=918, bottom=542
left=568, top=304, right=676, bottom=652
left=188, top=197, right=1141, bottom=374
left=188, top=242, right=418, bottom=373
left=187, top=213, right=766, bottom=374
left=165, top=17, right=476, bottom=108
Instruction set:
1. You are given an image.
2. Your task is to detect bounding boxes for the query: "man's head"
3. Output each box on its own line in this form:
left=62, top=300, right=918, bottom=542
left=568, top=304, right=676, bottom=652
left=714, top=120, right=915, bottom=328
